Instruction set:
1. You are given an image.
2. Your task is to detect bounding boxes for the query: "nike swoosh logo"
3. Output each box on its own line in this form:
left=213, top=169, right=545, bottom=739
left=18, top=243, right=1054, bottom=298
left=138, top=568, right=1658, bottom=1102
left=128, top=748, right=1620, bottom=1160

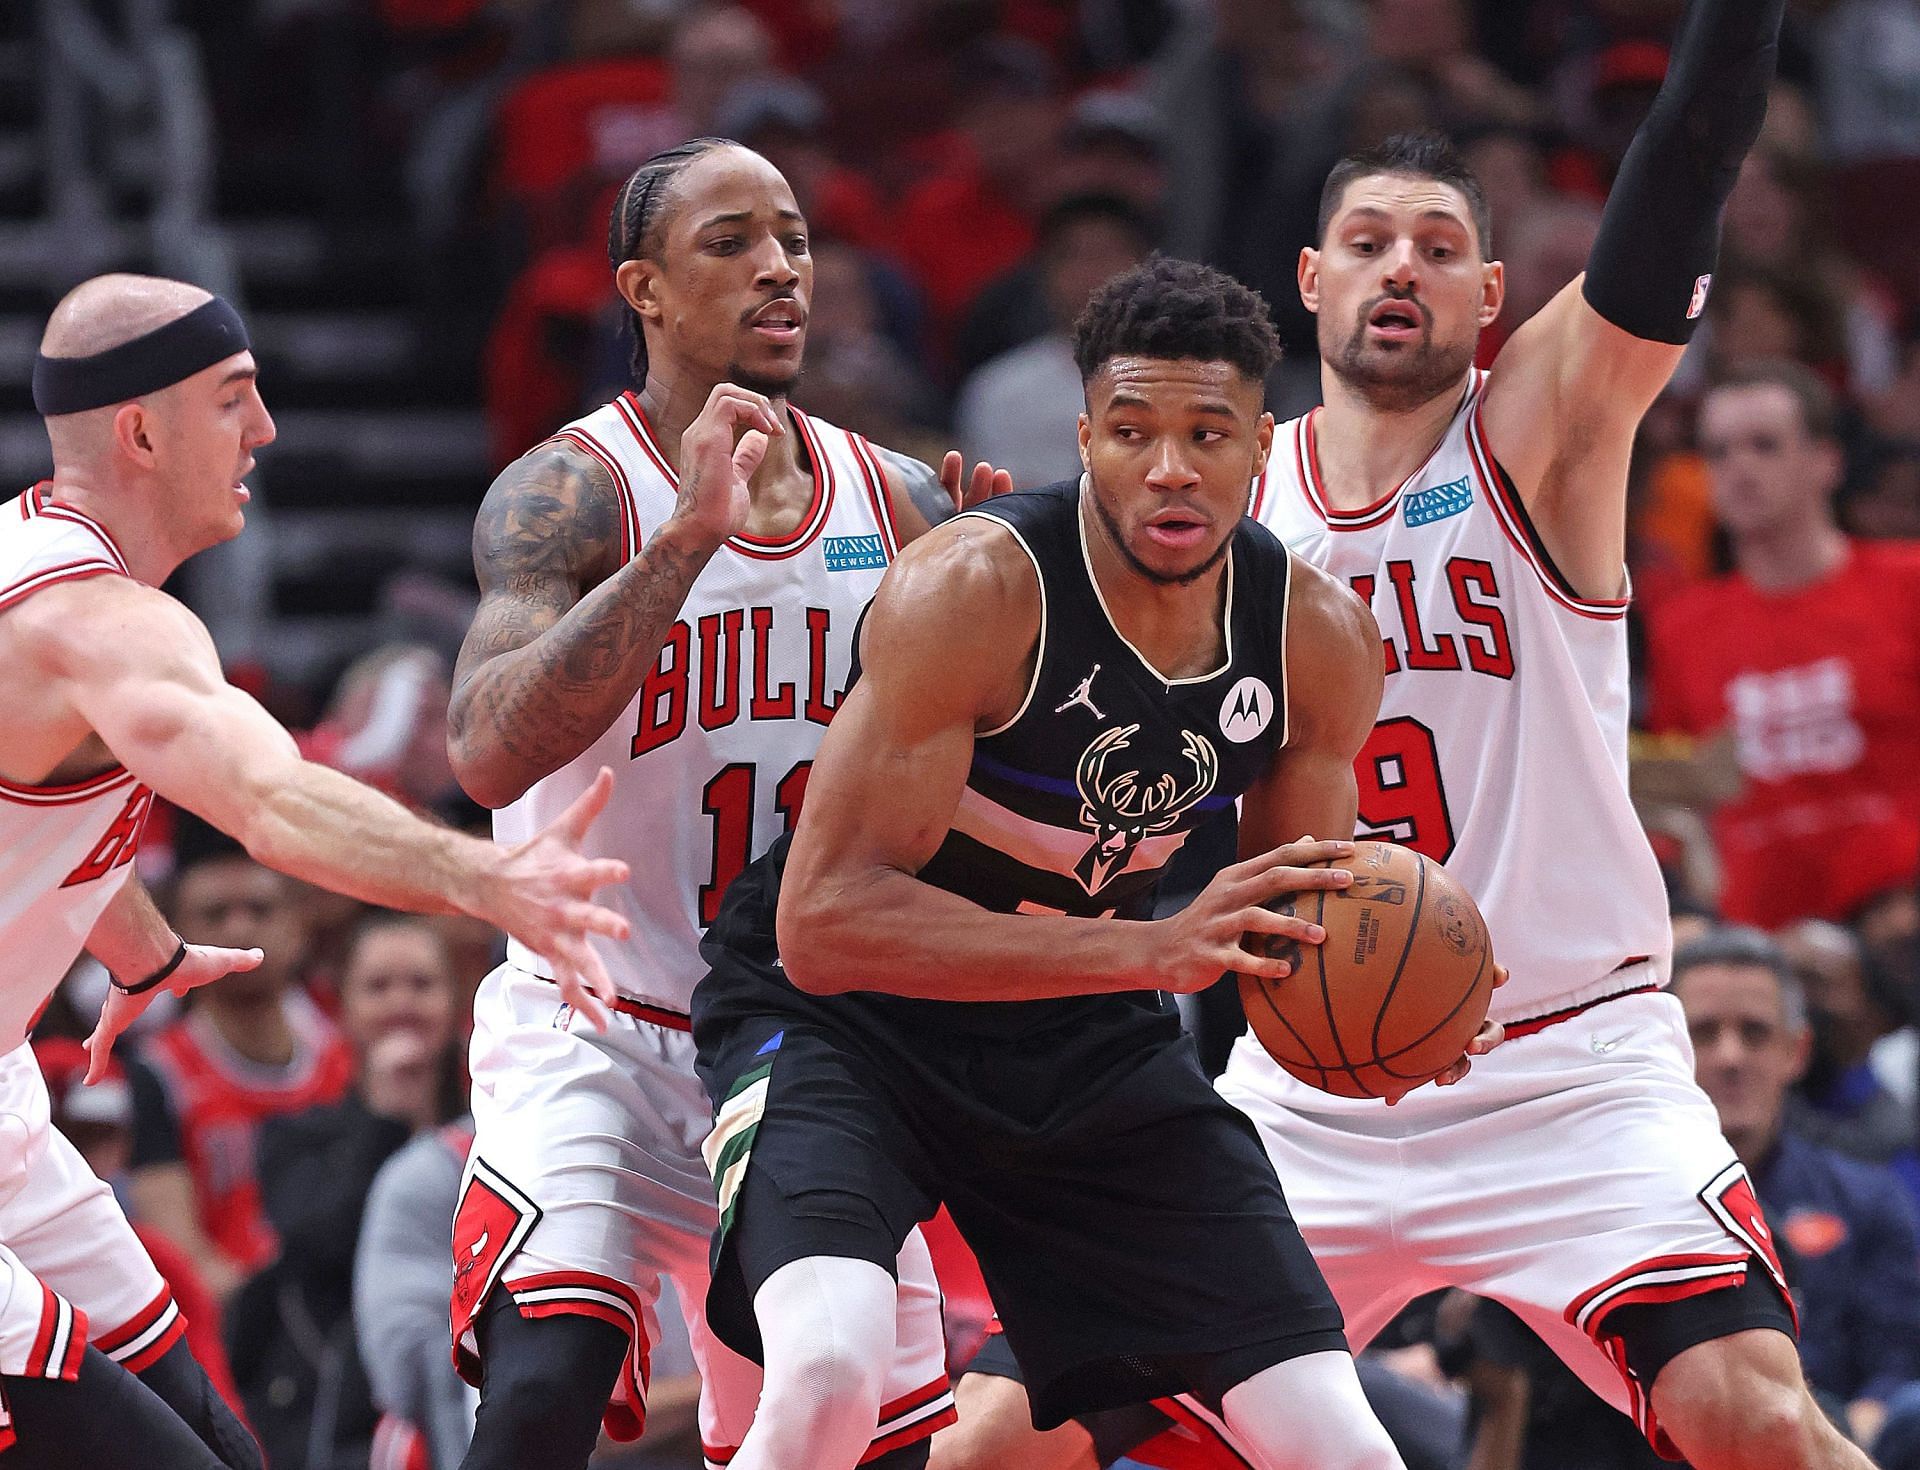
left=1591, top=1034, right=1627, bottom=1055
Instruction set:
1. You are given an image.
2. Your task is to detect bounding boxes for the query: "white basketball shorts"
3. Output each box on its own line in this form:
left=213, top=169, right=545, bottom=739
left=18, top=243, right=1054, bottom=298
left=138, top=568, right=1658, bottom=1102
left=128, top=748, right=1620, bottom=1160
left=456, top=963, right=953, bottom=1467
left=1215, top=988, right=1788, bottom=1451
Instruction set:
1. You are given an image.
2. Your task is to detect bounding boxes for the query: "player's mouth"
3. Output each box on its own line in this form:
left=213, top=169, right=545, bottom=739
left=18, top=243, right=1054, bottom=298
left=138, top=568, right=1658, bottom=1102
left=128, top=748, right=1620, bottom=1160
left=234, top=461, right=254, bottom=501
left=746, top=299, right=806, bottom=344
left=1143, top=507, right=1210, bottom=550
left=1366, top=299, right=1426, bottom=343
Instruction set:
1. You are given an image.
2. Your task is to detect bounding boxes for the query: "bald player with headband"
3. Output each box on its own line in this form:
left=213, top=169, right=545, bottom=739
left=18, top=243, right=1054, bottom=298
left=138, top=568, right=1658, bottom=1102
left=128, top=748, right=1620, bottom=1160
left=0, top=273, right=628, bottom=1469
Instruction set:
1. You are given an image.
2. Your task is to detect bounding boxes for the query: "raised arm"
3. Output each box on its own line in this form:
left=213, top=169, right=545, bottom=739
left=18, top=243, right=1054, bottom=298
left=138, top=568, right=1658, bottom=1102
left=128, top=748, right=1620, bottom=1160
left=776, top=522, right=1349, bottom=1001
left=447, top=384, right=781, bottom=808
left=1480, top=0, right=1784, bottom=599
left=24, top=576, right=629, bottom=1030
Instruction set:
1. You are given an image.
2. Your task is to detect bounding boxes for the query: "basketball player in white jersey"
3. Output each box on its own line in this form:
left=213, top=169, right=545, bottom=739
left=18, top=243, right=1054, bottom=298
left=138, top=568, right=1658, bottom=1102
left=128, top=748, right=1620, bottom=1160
left=0, top=272, right=628, bottom=1469
left=444, top=138, right=1000, bottom=1470
left=937, top=3, right=1875, bottom=1468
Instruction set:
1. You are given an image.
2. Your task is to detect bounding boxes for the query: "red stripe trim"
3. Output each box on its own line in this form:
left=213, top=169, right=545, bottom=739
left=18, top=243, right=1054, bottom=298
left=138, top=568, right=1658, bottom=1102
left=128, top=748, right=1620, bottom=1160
left=615, top=392, right=678, bottom=485
left=59, top=1307, right=87, bottom=1380
left=1465, top=411, right=1628, bottom=621
left=96, top=1287, right=184, bottom=1372
left=1501, top=982, right=1661, bottom=1040
left=876, top=1374, right=953, bottom=1423
left=534, top=976, right=690, bottom=1030
left=553, top=428, right=639, bottom=565
left=504, top=1269, right=650, bottom=1429
left=851, top=434, right=902, bottom=559
left=1567, top=1250, right=1752, bottom=1333
left=1248, top=467, right=1269, bottom=521
left=0, top=560, right=124, bottom=616
left=1301, top=410, right=1400, bottom=527
left=861, top=1405, right=957, bottom=1462
left=731, top=406, right=832, bottom=559
left=29, top=485, right=130, bottom=573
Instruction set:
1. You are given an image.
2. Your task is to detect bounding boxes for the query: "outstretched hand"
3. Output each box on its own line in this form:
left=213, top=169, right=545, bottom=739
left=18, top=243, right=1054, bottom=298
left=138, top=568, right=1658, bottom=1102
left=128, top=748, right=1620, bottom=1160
left=1384, top=963, right=1508, bottom=1104
left=86, top=944, right=265, bottom=1084
left=486, top=766, right=632, bottom=1030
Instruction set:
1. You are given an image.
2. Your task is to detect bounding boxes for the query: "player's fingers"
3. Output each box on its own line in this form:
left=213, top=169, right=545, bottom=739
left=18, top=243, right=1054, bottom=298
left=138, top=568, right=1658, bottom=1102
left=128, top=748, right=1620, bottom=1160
left=1434, top=1056, right=1473, bottom=1087
left=707, top=382, right=782, bottom=433
left=548, top=767, right=616, bottom=846
left=732, top=428, right=771, bottom=481
left=1490, top=963, right=1510, bottom=990
left=1237, top=907, right=1326, bottom=944
left=991, top=468, right=1014, bottom=498
left=567, top=900, right=631, bottom=942
left=1243, top=864, right=1352, bottom=902
left=214, top=946, right=265, bottom=974
left=1231, top=950, right=1297, bottom=982
left=555, top=953, right=613, bottom=1032
left=1271, top=837, right=1356, bottom=867
left=1467, top=1019, right=1504, bottom=1054
left=939, top=450, right=965, bottom=508
left=83, top=1017, right=122, bottom=1086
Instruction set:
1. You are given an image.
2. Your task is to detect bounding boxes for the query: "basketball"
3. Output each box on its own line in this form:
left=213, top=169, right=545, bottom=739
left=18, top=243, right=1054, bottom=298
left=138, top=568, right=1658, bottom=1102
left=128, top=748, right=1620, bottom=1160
left=1239, top=842, right=1495, bottom=1099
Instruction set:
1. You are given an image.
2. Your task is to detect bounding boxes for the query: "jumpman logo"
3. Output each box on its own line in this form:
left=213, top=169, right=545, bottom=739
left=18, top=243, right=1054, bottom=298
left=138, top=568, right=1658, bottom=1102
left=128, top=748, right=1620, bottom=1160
left=1055, top=665, right=1104, bottom=719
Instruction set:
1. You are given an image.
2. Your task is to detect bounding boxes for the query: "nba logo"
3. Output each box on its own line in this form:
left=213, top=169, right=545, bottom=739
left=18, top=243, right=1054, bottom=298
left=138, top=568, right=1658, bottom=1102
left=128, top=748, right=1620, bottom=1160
left=1687, top=273, right=1713, bottom=320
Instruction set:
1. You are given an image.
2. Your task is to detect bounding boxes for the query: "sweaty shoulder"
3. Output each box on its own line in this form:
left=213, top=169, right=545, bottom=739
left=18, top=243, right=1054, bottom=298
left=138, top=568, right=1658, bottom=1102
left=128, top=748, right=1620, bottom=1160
left=9, top=573, right=197, bottom=677
left=860, top=512, right=1042, bottom=729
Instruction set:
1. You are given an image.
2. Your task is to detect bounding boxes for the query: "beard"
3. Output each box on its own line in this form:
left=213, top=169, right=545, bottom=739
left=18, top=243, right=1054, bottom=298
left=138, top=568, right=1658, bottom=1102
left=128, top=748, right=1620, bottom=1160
left=1325, top=302, right=1479, bottom=413
left=725, top=358, right=802, bottom=400
left=1087, top=479, right=1235, bottom=589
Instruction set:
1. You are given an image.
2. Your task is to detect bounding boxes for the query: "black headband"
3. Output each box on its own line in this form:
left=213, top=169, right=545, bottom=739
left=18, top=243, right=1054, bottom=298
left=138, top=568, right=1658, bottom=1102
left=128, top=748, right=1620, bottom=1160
left=32, top=296, right=251, bottom=416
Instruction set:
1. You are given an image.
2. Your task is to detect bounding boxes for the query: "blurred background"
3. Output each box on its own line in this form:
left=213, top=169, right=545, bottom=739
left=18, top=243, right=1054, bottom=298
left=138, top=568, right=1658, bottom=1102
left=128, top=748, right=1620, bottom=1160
left=12, top=0, right=1920, bottom=1466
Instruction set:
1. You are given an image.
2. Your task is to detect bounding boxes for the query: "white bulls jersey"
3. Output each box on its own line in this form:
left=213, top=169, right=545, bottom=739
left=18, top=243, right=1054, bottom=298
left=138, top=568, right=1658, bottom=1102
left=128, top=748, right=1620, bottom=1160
left=493, top=394, right=903, bottom=1013
left=0, top=486, right=151, bottom=1053
left=1255, top=372, right=1671, bottom=1024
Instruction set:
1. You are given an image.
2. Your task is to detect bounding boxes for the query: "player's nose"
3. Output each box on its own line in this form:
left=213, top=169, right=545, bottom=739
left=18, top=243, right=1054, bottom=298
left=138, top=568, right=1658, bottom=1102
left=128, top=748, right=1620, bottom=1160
left=1382, top=238, right=1420, bottom=289
left=1144, top=439, right=1199, bottom=490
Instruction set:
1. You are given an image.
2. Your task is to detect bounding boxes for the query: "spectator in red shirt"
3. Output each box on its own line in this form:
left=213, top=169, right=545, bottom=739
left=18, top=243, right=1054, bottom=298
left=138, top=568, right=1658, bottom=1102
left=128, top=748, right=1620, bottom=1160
left=126, top=816, right=355, bottom=1302
left=1648, top=360, right=1920, bottom=926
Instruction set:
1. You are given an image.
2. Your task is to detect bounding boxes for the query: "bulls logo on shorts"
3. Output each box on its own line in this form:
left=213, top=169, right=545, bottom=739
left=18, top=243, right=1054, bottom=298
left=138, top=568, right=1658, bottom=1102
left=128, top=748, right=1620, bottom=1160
left=451, top=1158, right=541, bottom=1334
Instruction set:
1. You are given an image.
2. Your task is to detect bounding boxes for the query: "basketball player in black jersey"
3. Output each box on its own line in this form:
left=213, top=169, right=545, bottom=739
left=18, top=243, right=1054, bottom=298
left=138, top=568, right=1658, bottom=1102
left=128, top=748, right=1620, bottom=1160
left=692, top=257, right=1454, bottom=1470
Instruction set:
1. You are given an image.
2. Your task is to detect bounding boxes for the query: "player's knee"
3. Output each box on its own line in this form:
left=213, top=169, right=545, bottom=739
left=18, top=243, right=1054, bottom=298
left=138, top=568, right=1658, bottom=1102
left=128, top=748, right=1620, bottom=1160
left=770, top=1324, right=892, bottom=1419
left=1653, top=1332, right=1832, bottom=1468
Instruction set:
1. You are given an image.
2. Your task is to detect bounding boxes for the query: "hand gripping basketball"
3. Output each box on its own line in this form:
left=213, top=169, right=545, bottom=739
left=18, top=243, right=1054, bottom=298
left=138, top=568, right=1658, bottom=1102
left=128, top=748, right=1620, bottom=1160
left=1150, top=838, right=1356, bottom=995
left=485, top=767, right=632, bottom=1030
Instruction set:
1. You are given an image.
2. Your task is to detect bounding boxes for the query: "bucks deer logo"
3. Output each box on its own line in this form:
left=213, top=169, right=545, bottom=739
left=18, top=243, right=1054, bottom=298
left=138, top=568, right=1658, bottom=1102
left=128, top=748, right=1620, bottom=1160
left=1073, top=724, right=1218, bottom=894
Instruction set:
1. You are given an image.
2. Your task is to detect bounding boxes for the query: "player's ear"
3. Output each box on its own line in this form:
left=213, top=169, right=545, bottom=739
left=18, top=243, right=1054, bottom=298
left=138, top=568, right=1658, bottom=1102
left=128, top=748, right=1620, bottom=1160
left=1077, top=412, right=1092, bottom=472
left=1479, top=259, right=1504, bottom=329
left=616, top=258, right=664, bottom=326
left=1298, top=246, right=1321, bottom=314
left=112, top=402, right=158, bottom=468
left=1252, top=412, right=1275, bottom=478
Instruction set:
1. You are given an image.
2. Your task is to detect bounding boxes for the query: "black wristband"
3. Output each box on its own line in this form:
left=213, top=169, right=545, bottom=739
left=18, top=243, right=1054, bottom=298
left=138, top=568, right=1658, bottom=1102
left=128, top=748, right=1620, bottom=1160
left=113, top=939, right=188, bottom=997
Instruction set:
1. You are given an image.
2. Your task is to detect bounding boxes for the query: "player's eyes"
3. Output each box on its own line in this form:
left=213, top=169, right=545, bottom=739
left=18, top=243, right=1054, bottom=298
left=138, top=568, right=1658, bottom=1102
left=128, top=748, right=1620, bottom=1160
left=786, top=235, right=809, bottom=255
left=708, top=237, right=743, bottom=255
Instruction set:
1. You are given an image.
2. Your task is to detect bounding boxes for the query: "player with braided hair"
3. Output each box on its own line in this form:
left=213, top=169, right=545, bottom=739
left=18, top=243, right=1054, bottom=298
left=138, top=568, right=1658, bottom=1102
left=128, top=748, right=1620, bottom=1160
left=445, top=139, right=1005, bottom=1470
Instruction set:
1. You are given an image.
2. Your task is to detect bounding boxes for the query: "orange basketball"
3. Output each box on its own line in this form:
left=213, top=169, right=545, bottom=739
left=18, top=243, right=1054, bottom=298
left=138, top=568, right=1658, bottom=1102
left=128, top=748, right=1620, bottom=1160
left=1238, top=841, right=1494, bottom=1099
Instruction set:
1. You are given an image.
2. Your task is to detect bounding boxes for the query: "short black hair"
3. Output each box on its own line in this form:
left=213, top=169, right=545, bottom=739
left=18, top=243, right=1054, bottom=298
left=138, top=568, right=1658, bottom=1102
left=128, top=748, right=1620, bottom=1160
left=1318, top=132, right=1494, bottom=258
left=1072, top=255, right=1280, bottom=384
left=1708, top=358, right=1838, bottom=442
left=607, top=136, right=737, bottom=383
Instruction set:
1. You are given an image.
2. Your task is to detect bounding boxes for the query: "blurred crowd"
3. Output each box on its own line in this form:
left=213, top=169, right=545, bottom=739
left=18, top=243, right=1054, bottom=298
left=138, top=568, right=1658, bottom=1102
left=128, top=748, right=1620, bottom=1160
left=34, top=0, right=1920, bottom=1467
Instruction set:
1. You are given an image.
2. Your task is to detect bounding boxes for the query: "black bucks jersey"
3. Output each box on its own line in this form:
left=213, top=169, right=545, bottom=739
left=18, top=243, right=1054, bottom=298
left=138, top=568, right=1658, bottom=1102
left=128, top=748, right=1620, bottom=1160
left=694, top=479, right=1294, bottom=1046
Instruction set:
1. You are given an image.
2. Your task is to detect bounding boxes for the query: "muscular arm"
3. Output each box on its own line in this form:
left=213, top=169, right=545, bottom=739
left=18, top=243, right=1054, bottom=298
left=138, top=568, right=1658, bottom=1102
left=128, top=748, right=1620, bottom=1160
left=29, top=579, right=505, bottom=917
left=446, top=442, right=718, bottom=808
left=776, top=521, right=1171, bottom=1001
left=1480, top=0, right=1783, bottom=599
left=1237, top=561, right=1383, bottom=859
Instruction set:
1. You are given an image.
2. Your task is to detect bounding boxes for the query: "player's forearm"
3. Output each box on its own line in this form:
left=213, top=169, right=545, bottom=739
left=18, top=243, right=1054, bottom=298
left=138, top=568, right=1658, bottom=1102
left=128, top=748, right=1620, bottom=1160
left=1583, top=0, right=1782, bottom=344
left=779, top=867, right=1162, bottom=1001
left=449, top=518, right=720, bottom=807
left=239, top=759, right=496, bottom=919
left=84, top=877, right=180, bottom=980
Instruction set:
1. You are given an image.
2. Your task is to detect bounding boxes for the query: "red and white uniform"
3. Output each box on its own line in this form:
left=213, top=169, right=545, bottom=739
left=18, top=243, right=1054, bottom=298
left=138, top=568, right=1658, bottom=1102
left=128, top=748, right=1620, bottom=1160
left=458, top=396, right=953, bottom=1464
left=1212, top=380, right=1789, bottom=1456
left=141, top=994, right=354, bottom=1270
left=0, top=487, right=183, bottom=1447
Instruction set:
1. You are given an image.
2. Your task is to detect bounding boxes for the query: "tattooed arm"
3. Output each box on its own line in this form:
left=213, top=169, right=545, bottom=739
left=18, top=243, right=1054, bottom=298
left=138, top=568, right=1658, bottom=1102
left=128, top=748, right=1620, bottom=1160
left=874, top=445, right=1013, bottom=545
left=448, top=384, right=781, bottom=808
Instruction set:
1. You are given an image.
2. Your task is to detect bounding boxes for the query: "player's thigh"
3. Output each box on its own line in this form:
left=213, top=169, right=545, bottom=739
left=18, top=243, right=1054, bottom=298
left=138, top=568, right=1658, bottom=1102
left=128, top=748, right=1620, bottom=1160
left=1440, top=995, right=1793, bottom=1443
left=932, top=1371, right=1099, bottom=1470
left=698, top=1021, right=936, bottom=1365
left=0, top=1122, right=176, bottom=1363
